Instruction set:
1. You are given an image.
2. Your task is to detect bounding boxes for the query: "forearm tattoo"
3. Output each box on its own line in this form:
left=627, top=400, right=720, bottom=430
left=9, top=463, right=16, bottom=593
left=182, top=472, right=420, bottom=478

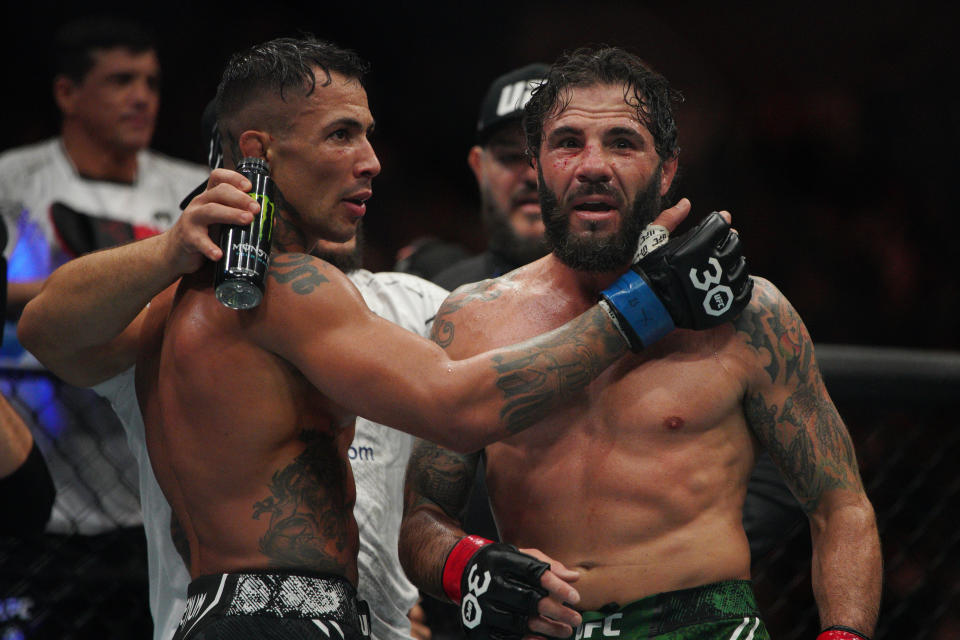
left=497, top=307, right=625, bottom=433
left=268, top=254, right=329, bottom=295
left=432, top=281, right=626, bottom=435
left=252, top=430, right=351, bottom=573
left=737, top=279, right=861, bottom=512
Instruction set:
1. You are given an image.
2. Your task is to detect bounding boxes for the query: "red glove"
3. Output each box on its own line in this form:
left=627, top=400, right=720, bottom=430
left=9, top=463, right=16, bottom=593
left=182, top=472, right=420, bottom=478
left=817, top=626, right=871, bottom=640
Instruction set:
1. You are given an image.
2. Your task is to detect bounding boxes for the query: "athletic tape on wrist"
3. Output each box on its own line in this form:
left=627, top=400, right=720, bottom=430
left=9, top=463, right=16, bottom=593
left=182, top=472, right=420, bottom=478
left=601, top=270, right=675, bottom=348
left=817, top=626, right=871, bottom=640
left=442, top=535, right=493, bottom=603
left=633, top=224, right=669, bottom=262
left=598, top=300, right=635, bottom=350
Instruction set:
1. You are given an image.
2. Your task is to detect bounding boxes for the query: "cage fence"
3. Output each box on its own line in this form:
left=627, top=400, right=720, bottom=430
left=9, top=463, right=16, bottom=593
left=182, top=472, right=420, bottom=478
left=1, top=344, right=958, bottom=639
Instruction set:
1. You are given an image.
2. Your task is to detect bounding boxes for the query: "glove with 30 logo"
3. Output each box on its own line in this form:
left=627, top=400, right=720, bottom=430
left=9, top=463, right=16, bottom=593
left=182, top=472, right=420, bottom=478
left=601, top=212, right=752, bottom=351
left=442, top=535, right=550, bottom=640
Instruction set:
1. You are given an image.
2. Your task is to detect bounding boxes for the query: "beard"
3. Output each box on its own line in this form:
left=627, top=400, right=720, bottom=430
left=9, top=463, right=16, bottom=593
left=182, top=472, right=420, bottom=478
left=539, top=164, right=663, bottom=272
left=310, top=223, right=365, bottom=272
left=480, top=186, right=549, bottom=268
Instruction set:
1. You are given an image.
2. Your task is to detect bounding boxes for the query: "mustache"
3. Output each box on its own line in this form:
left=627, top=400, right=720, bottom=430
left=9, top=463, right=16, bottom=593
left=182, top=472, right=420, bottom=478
left=562, top=182, right=625, bottom=208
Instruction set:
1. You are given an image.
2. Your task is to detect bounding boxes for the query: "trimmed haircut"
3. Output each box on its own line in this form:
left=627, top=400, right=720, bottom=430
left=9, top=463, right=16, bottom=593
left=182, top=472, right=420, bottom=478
left=214, top=35, right=369, bottom=162
left=523, top=46, right=682, bottom=161
left=53, top=16, right=156, bottom=83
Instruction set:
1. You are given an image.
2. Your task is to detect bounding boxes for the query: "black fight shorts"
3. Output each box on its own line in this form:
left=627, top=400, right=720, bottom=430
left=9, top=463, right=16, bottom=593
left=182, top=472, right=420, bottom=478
left=173, top=571, right=370, bottom=640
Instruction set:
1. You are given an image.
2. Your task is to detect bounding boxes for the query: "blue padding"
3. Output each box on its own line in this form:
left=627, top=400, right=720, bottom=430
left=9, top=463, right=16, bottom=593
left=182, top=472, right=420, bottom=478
left=602, top=270, right=675, bottom=347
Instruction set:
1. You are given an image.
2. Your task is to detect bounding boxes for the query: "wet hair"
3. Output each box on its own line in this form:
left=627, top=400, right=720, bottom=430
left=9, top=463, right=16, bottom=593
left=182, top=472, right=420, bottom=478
left=523, top=46, right=682, bottom=161
left=214, top=35, right=369, bottom=146
left=53, top=16, right=156, bottom=83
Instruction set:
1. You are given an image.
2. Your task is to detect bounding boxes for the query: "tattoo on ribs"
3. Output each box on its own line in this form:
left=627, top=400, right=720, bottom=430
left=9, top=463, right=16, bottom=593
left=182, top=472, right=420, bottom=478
left=268, top=254, right=329, bottom=295
left=252, top=430, right=350, bottom=572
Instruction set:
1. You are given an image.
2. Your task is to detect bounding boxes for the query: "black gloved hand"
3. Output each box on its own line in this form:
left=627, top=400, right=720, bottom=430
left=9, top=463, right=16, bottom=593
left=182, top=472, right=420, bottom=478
left=442, top=536, right=550, bottom=640
left=601, top=212, right=752, bottom=350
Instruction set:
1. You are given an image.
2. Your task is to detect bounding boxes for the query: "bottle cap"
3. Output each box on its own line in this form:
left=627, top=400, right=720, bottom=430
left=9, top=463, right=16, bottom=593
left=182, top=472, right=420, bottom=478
left=237, top=157, right=269, bottom=175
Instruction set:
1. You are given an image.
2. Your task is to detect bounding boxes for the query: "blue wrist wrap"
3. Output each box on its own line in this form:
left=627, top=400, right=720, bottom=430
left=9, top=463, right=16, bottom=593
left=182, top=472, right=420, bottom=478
left=602, top=270, right=675, bottom=348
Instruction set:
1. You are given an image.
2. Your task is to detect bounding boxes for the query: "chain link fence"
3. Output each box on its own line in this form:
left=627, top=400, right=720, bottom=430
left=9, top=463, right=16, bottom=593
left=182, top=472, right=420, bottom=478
left=755, top=346, right=960, bottom=640
left=1, top=346, right=958, bottom=639
left=1, top=368, right=151, bottom=639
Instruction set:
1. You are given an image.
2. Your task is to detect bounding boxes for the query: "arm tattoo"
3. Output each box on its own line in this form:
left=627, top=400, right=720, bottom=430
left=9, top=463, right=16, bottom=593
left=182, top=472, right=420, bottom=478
left=406, top=440, right=479, bottom=519
left=737, top=279, right=862, bottom=512
left=252, top=430, right=351, bottom=573
left=433, top=283, right=626, bottom=435
left=493, top=306, right=624, bottom=434
left=268, top=254, right=329, bottom=295
left=430, top=280, right=504, bottom=349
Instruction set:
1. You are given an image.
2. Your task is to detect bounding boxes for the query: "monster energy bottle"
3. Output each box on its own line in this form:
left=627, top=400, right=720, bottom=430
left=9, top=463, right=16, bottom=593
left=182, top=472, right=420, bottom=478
left=214, top=157, right=277, bottom=309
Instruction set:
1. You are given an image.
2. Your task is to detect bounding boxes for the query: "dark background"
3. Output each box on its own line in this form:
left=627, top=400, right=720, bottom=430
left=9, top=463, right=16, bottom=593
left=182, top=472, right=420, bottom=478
left=3, top=0, right=957, bottom=350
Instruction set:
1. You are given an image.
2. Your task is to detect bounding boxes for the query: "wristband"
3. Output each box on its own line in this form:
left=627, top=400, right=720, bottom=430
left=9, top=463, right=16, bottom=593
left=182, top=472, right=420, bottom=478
left=817, top=626, right=871, bottom=640
left=441, top=535, right=492, bottom=603
left=601, top=270, right=675, bottom=348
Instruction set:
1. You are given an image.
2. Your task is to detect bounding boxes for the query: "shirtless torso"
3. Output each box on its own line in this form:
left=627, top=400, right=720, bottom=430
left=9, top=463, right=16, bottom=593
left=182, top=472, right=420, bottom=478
left=133, top=242, right=638, bottom=587
left=403, top=252, right=868, bottom=611
left=136, top=266, right=361, bottom=582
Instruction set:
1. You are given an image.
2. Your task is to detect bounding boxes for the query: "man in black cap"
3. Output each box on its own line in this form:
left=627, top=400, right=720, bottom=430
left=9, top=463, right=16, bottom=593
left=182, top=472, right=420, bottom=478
left=430, top=63, right=549, bottom=291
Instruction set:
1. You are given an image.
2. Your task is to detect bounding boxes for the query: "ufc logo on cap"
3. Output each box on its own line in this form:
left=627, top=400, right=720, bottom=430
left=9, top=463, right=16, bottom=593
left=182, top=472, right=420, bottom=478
left=496, top=80, right=540, bottom=116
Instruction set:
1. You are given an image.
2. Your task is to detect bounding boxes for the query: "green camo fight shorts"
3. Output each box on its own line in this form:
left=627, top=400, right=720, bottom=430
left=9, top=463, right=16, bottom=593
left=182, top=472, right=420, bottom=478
left=568, top=580, right=770, bottom=640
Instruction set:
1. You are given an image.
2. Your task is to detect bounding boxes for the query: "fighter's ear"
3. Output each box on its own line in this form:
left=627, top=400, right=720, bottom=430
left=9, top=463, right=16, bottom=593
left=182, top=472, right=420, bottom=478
left=467, top=146, right=483, bottom=182
left=53, top=75, right=78, bottom=115
left=237, top=130, right=269, bottom=161
left=659, top=155, right=678, bottom=197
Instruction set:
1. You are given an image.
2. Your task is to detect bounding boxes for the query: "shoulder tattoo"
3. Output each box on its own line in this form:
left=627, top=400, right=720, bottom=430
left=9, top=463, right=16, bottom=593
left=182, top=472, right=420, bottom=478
left=268, top=253, right=330, bottom=296
left=431, top=279, right=505, bottom=349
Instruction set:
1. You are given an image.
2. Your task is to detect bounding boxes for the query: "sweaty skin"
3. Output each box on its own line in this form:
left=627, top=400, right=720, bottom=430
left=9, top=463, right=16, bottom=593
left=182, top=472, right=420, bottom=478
left=416, top=261, right=755, bottom=608
left=130, top=71, right=643, bottom=590
left=408, top=266, right=870, bottom=610
left=136, top=252, right=628, bottom=585
left=402, top=82, right=880, bottom=633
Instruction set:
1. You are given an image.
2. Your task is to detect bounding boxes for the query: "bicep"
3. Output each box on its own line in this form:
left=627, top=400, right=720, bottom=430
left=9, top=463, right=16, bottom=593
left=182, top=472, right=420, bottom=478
left=42, top=306, right=148, bottom=387
left=738, top=279, right=863, bottom=513
left=261, top=255, right=458, bottom=434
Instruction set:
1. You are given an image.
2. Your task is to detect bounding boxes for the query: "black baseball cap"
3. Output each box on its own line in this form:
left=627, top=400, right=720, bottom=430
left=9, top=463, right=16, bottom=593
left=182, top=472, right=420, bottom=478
left=476, top=63, right=548, bottom=144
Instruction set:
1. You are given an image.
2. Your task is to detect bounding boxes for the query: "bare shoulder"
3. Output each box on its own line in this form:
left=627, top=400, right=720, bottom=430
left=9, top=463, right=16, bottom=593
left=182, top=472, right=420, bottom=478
left=250, top=252, right=375, bottom=349
left=263, top=252, right=373, bottom=317
left=265, top=252, right=355, bottom=301
left=431, top=273, right=522, bottom=351
left=732, top=275, right=819, bottom=388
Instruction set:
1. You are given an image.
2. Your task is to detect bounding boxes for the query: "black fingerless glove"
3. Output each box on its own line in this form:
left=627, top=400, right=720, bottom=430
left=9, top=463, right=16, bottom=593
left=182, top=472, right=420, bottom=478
left=442, top=535, right=549, bottom=640
left=601, top=212, right=752, bottom=351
